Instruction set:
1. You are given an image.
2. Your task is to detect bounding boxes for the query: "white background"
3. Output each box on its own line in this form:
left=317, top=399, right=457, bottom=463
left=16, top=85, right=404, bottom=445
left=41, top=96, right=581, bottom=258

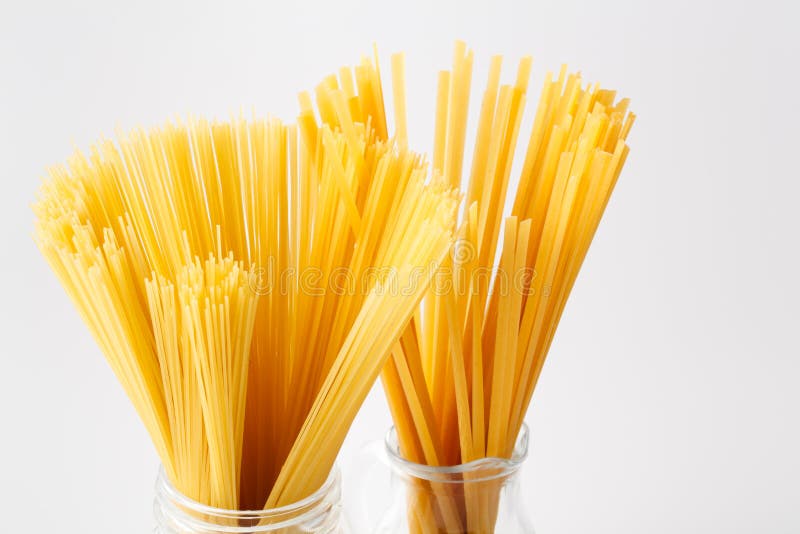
left=1, top=0, right=798, bottom=532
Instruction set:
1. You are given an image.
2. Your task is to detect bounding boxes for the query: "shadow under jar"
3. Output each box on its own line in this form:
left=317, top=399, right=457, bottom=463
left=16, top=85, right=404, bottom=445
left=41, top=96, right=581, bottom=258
left=154, top=466, right=345, bottom=534
left=376, top=424, right=533, bottom=534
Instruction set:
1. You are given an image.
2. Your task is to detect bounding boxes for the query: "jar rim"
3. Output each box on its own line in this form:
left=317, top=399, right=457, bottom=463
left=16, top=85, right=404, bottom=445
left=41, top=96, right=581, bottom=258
left=155, top=464, right=341, bottom=530
left=383, top=423, right=529, bottom=483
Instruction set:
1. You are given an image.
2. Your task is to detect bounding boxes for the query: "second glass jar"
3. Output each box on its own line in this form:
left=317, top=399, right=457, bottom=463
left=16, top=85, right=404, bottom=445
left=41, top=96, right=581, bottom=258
left=373, top=424, right=534, bottom=533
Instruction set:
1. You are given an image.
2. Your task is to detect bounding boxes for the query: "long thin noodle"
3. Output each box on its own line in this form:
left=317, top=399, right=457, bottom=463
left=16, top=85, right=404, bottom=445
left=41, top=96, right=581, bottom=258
left=33, top=52, right=457, bottom=513
left=373, top=42, right=636, bottom=533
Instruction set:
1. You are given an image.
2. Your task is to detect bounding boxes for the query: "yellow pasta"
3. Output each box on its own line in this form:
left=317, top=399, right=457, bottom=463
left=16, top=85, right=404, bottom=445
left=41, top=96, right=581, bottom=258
left=33, top=51, right=457, bottom=515
left=373, top=42, right=636, bottom=533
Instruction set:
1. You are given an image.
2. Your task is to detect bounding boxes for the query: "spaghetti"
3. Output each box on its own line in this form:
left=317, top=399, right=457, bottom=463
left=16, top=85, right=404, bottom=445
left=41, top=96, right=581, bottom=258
left=33, top=52, right=457, bottom=514
left=376, top=42, right=635, bottom=532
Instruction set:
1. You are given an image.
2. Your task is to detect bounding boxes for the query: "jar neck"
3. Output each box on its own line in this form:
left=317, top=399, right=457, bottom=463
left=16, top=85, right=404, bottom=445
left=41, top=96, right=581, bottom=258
left=384, top=424, right=530, bottom=487
left=379, top=425, right=530, bottom=533
left=154, top=466, right=342, bottom=533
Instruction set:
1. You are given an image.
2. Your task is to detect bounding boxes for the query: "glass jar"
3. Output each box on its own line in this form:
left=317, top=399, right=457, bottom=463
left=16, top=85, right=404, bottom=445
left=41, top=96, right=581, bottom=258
left=370, top=424, right=533, bottom=533
left=154, top=465, right=345, bottom=533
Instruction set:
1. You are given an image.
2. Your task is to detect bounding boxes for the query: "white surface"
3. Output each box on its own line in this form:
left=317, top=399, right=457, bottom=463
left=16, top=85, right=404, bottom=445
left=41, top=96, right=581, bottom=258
left=1, top=0, right=798, bottom=532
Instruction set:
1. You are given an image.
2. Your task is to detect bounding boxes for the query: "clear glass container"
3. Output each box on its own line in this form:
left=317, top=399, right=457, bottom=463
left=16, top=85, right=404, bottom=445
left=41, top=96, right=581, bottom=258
left=154, top=465, right=345, bottom=533
left=372, top=424, right=533, bottom=533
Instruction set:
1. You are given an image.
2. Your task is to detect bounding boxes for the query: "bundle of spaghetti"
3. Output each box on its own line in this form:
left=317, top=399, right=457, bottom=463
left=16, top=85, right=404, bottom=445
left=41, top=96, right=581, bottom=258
left=33, top=52, right=457, bottom=514
left=373, top=42, right=635, bottom=532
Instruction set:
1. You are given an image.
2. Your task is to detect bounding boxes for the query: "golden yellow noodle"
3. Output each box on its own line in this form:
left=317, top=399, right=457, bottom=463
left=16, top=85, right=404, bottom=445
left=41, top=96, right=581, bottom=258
left=375, top=42, right=635, bottom=533
left=33, top=51, right=457, bottom=514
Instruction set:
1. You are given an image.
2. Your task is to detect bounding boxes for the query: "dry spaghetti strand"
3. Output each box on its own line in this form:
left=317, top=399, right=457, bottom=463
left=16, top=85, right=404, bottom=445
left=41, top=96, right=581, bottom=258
left=368, top=41, right=635, bottom=533
left=33, top=50, right=457, bottom=517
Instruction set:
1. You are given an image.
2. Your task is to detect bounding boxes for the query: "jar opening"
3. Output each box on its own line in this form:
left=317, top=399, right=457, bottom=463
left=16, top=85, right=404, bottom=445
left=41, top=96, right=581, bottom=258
left=154, top=465, right=341, bottom=532
left=383, top=424, right=529, bottom=483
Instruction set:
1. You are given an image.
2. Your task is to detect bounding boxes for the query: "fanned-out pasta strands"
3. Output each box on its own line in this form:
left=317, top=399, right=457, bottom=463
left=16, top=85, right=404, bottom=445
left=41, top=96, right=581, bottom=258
left=347, top=42, right=636, bottom=533
left=34, top=49, right=458, bottom=519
